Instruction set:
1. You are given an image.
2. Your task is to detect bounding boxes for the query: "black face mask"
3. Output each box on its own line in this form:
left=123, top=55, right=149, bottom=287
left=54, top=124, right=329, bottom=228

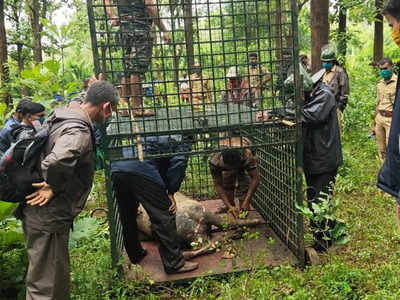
left=193, top=68, right=201, bottom=74
left=250, top=62, right=257, bottom=67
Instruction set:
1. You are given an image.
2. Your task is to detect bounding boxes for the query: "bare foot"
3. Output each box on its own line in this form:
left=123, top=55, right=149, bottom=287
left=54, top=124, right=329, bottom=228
left=133, top=108, right=155, bottom=117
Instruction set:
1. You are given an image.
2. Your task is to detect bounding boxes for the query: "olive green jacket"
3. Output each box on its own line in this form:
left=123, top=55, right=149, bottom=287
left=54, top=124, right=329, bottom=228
left=23, top=107, right=95, bottom=232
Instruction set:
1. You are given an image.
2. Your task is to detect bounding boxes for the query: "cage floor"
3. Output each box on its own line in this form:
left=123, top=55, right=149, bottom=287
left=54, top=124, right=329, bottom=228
left=123, top=199, right=298, bottom=283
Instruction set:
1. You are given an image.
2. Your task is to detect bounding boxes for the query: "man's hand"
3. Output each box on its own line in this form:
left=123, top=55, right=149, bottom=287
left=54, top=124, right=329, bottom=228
left=370, top=127, right=376, bottom=135
left=168, top=194, right=177, bottom=214
left=111, top=17, right=120, bottom=27
left=338, top=98, right=347, bottom=112
left=26, top=182, right=54, bottom=206
left=228, top=205, right=240, bottom=219
left=163, top=31, right=171, bottom=44
left=87, top=73, right=104, bottom=87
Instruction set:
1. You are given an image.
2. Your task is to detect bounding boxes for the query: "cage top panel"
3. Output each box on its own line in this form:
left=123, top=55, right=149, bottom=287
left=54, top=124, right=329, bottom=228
left=106, top=102, right=280, bottom=135
left=88, top=0, right=300, bottom=137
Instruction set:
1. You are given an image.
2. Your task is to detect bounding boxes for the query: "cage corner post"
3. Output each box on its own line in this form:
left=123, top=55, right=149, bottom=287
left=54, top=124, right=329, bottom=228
left=290, top=0, right=305, bottom=266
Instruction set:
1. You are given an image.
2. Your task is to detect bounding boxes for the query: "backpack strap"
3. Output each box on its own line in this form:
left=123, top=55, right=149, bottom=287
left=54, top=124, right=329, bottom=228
left=22, top=118, right=96, bottom=165
left=48, top=118, right=96, bottom=152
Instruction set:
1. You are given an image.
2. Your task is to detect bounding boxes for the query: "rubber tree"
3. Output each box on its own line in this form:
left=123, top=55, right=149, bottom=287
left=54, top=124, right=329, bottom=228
left=311, top=0, right=329, bottom=72
left=0, top=0, right=11, bottom=110
left=374, top=0, right=383, bottom=64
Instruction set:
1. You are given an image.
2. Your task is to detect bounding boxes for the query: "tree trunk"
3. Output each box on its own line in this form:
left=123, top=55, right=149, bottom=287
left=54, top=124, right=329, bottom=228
left=311, top=0, right=329, bottom=73
left=173, top=45, right=184, bottom=88
left=30, top=0, right=42, bottom=63
left=374, top=0, right=384, bottom=64
left=0, top=0, right=11, bottom=109
left=275, top=0, right=282, bottom=61
left=183, top=0, right=194, bottom=70
left=17, top=43, right=24, bottom=74
left=282, top=7, right=293, bottom=49
left=16, top=43, right=28, bottom=96
left=29, top=0, right=47, bottom=64
left=338, top=3, right=347, bottom=64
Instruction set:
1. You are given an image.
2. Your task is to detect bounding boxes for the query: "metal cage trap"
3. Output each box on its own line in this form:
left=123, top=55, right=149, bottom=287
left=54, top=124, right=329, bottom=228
left=87, top=0, right=305, bottom=279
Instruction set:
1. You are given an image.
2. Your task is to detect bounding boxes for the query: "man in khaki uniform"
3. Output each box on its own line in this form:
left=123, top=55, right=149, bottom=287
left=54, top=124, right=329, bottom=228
left=372, top=58, right=398, bottom=163
left=246, top=53, right=271, bottom=107
left=189, top=62, right=212, bottom=107
left=210, top=137, right=260, bottom=219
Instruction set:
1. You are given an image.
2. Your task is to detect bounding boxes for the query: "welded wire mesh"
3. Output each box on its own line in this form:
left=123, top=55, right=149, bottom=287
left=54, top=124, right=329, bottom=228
left=87, top=0, right=304, bottom=266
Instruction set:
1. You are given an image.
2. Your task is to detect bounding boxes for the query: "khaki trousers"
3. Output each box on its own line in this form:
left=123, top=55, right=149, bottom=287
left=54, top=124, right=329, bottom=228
left=23, top=223, right=70, bottom=300
left=336, top=108, right=343, bottom=135
left=375, top=113, right=392, bottom=163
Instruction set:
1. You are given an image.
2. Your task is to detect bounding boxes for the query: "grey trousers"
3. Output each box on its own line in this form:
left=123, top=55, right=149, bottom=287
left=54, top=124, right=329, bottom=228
left=23, top=223, right=70, bottom=300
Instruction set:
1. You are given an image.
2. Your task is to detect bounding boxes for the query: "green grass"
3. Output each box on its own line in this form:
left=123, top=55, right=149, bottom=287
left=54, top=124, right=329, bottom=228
left=66, top=117, right=400, bottom=300
left=3, top=63, right=400, bottom=299
left=67, top=66, right=400, bottom=299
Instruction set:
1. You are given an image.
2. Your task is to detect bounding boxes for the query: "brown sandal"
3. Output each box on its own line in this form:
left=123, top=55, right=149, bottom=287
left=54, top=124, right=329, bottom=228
left=118, top=108, right=130, bottom=117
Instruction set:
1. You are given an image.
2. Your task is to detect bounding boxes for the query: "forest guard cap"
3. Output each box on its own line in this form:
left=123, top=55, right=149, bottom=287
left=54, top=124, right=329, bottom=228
left=321, top=44, right=338, bottom=62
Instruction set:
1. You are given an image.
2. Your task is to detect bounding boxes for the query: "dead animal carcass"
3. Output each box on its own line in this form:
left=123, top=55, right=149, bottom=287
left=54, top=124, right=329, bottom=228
left=136, top=193, right=264, bottom=259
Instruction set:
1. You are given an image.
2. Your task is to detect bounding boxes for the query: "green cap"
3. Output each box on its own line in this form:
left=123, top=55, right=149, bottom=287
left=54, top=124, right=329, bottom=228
left=321, top=44, right=337, bottom=62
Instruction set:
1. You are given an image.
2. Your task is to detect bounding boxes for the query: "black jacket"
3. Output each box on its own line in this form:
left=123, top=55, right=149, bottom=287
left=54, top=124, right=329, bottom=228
left=377, top=79, right=400, bottom=199
left=302, top=82, right=343, bottom=175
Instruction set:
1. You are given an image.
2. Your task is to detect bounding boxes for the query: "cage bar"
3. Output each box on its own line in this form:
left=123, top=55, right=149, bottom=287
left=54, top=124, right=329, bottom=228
left=87, top=0, right=304, bottom=271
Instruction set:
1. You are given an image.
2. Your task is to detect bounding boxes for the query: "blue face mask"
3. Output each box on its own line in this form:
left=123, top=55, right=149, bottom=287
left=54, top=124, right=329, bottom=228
left=380, top=69, right=393, bottom=80
left=322, top=62, right=332, bottom=71
left=38, top=117, right=45, bottom=125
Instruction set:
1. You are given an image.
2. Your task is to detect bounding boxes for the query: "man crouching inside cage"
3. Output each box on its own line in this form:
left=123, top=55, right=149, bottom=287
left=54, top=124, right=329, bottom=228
left=210, top=137, right=260, bottom=219
left=110, top=135, right=199, bottom=274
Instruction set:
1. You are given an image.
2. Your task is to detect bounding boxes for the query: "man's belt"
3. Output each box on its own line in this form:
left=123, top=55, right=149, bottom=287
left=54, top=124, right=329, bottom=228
left=379, top=110, right=393, bottom=117
left=120, top=13, right=151, bottom=25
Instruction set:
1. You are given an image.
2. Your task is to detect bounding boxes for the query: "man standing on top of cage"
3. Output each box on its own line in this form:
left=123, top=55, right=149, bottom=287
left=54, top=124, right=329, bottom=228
left=246, top=52, right=271, bottom=108
left=210, top=137, right=260, bottom=219
left=105, top=0, right=171, bottom=117
left=189, top=62, right=212, bottom=108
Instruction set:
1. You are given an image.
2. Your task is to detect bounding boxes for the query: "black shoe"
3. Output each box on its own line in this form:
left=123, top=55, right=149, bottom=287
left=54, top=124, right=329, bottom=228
left=312, top=240, right=332, bottom=253
left=131, top=248, right=147, bottom=264
left=167, top=261, right=199, bottom=274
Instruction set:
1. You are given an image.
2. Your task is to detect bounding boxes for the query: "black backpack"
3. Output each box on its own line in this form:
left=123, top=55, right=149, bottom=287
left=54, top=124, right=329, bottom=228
left=0, top=118, right=94, bottom=203
left=0, top=125, right=49, bottom=203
